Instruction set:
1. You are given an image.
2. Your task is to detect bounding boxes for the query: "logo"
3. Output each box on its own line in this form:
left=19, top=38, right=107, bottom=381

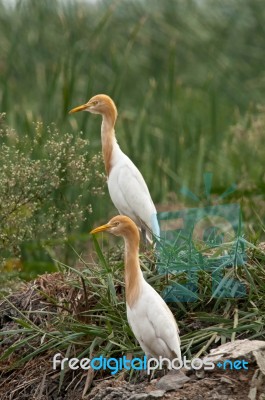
left=52, top=353, right=248, bottom=375
left=157, top=173, right=246, bottom=301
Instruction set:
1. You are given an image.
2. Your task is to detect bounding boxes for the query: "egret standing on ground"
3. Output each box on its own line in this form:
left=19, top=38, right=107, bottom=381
left=90, top=215, right=181, bottom=361
left=69, top=94, right=160, bottom=243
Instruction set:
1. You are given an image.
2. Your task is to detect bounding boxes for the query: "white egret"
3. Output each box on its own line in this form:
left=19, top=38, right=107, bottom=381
left=69, top=94, right=160, bottom=243
left=90, top=215, right=181, bottom=361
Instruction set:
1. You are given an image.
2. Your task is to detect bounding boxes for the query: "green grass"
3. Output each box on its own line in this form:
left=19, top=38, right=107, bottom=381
left=0, top=235, right=264, bottom=394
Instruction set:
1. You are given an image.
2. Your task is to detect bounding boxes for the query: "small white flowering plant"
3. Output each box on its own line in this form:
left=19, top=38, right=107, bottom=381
left=0, top=114, right=105, bottom=271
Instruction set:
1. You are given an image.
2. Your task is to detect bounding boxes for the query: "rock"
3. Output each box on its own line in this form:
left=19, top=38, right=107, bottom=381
left=156, top=370, right=190, bottom=391
left=205, top=339, right=265, bottom=363
left=220, top=376, right=233, bottom=385
left=148, top=390, right=166, bottom=398
left=253, top=349, right=265, bottom=375
left=88, top=382, right=147, bottom=400
left=248, top=387, right=257, bottom=400
left=128, top=394, right=148, bottom=400
left=195, top=369, right=205, bottom=379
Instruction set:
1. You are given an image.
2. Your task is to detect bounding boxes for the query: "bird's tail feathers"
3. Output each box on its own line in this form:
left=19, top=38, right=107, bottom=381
left=139, top=216, right=160, bottom=246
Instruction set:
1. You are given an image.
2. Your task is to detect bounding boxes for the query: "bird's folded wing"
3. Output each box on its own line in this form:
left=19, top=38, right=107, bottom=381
left=148, top=305, right=181, bottom=357
left=109, top=162, right=157, bottom=230
left=128, top=284, right=181, bottom=360
left=144, top=287, right=181, bottom=358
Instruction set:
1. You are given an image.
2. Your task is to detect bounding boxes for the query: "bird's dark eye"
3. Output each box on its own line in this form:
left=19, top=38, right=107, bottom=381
left=92, top=101, right=98, bottom=106
left=114, top=221, right=119, bottom=227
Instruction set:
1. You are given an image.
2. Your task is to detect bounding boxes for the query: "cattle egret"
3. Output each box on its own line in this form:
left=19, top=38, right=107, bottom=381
left=69, top=94, right=160, bottom=243
left=90, top=215, right=181, bottom=361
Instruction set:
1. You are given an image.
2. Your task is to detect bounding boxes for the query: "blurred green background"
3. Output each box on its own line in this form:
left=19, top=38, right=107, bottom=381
left=0, top=0, right=265, bottom=279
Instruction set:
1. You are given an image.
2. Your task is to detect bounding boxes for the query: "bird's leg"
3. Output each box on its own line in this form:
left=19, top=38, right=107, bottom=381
left=163, top=363, right=169, bottom=376
left=148, top=360, right=168, bottom=381
left=141, top=228, right=149, bottom=248
left=147, top=362, right=155, bottom=383
left=139, top=228, right=150, bottom=255
left=146, top=357, right=159, bottom=382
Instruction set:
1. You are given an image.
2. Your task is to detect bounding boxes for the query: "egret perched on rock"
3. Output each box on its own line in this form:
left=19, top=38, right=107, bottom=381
left=90, top=215, right=181, bottom=361
left=69, top=94, right=160, bottom=243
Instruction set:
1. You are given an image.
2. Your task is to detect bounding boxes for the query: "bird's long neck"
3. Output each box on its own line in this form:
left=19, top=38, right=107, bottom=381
left=124, top=235, right=143, bottom=308
left=101, top=110, right=117, bottom=176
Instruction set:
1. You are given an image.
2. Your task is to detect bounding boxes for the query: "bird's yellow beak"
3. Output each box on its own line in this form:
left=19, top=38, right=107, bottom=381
left=90, top=223, right=111, bottom=235
left=69, top=103, right=90, bottom=114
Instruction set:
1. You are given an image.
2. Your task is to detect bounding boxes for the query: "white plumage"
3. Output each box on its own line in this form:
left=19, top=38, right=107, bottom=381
left=90, top=215, right=181, bottom=361
left=127, top=279, right=181, bottom=360
left=107, top=143, right=159, bottom=240
left=69, top=94, right=160, bottom=242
